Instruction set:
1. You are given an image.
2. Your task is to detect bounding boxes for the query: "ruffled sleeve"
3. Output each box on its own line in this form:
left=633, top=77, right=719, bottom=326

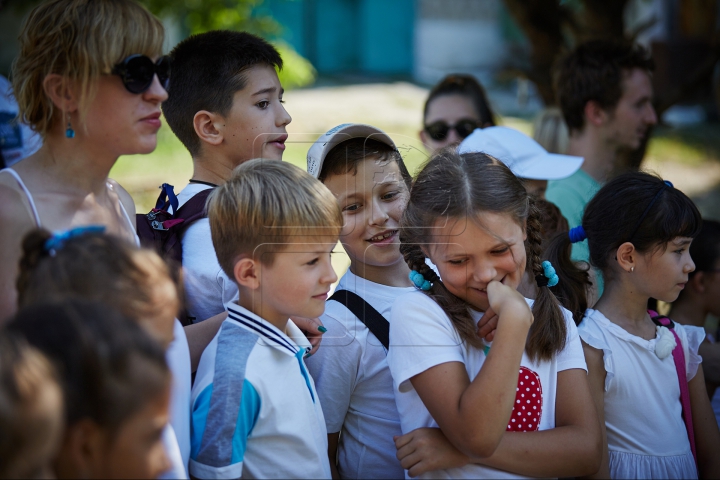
left=578, top=310, right=615, bottom=392
left=674, top=323, right=706, bottom=381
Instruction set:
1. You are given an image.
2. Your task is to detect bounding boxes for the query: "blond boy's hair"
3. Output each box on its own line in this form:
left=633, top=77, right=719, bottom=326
left=209, top=159, right=343, bottom=278
left=12, top=0, right=164, bottom=137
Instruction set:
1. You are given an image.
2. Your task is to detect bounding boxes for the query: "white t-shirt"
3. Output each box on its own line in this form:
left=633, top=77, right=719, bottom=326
left=578, top=309, right=705, bottom=479
left=176, top=183, right=238, bottom=323
left=163, top=319, right=192, bottom=477
left=306, top=269, right=414, bottom=479
left=387, top=291, right=587, bottom=479
left=160, top=424, right=187, bottom=480
left=190, top=303, right=331, bottom=479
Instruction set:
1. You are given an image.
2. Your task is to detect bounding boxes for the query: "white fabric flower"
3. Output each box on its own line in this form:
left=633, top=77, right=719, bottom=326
left=654, top=326, right=676, bottom=359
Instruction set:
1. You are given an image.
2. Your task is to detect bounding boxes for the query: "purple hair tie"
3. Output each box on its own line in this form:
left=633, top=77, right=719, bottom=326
left=569, top=225, right=587, bottom=243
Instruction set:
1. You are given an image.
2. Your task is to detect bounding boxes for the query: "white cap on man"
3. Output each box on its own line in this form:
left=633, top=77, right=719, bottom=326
left=458, top=126, right=583, bottom=180
left=307, top=123, right=396, bottom=179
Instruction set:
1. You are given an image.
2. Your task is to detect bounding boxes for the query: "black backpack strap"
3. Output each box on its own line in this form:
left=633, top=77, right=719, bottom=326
left=329, top=289, right=390, bottom=350
left=175, top=188, right=213, bottom=225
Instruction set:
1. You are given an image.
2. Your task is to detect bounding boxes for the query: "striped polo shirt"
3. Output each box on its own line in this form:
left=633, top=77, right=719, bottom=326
left=189, top=303, right=331, bottom=479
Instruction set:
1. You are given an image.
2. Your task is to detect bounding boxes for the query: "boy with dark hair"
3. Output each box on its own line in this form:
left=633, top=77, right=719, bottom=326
left=162, top=30, right=291, bottom=324
left=305, top=124, right=415, bottom=478
left=547, top=39, right=657, bottom=262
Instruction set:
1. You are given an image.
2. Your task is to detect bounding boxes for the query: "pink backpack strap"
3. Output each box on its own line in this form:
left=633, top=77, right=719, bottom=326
left=648, top=310, right=697, bottom=466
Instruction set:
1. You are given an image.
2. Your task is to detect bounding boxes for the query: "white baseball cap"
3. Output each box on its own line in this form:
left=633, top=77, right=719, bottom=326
left=458, top=126, right=583, bottom=180
left=307, top=123, right=396, bottom=179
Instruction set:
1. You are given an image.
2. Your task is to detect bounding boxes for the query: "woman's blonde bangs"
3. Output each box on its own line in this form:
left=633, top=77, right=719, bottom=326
left=12, top=0, right=164, bottom=137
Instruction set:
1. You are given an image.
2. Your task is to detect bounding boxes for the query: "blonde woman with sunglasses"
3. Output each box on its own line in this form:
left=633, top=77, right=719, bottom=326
left=0, top=0, right=168, bottom=321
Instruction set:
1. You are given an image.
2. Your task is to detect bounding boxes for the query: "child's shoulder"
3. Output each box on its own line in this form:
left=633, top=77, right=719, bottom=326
left=326, top=270, right=415, bottom=327
left=392, top=289, right=445, bottom=317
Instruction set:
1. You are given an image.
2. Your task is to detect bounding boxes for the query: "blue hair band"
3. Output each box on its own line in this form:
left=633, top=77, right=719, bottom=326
left=536, top=260, right=559, bottom=288
left=409, top=270, right=432, bottom=291
left=44, top=225, right=106, bottom=255
left=569, top=225, right=587, bottom=244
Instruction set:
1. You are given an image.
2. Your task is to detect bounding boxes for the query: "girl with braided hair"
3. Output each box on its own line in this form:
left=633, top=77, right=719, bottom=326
left=386, top=149, right=601, bottom=478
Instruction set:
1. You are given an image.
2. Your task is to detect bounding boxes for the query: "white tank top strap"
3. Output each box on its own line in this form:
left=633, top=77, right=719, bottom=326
left=0, top=167, right=42, bottom=227
left=106, top=181, right=140, bottom=246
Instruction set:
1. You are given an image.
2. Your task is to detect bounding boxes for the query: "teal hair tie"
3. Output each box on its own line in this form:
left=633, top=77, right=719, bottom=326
left=409, top=270, right=432, bottom=291
left=540, top=260, right=559, bottom=287
left=44, top=225, right=106, bottom=255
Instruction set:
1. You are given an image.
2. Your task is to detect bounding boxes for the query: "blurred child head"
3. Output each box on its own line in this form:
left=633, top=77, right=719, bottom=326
left=6, top=299, right=171, bottom=479
left=209, top=159, right=342, bottom=321
left=16, top=229, right=180, bottom=348
left=162, top=30, right=290, bottom=163
left=307, top=124, right=411, bottom=280
left=421, top=74, right=496, bottom=152
left=458, top=126, right=583, bottom=200
left=0, top=333, right=63, bottom=479
left=532, top=107, right=569, bottom=155
left=672, top=219, right=720, bottom=316
left=400, top=148, right=586, bottom=361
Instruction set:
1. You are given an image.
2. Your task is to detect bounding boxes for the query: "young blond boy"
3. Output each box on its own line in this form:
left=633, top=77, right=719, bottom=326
left=189, top=160, right=341, bottom=479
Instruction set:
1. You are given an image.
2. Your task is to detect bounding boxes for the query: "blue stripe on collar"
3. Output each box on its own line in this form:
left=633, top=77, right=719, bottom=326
left=227, top=309, right=298, bottom=356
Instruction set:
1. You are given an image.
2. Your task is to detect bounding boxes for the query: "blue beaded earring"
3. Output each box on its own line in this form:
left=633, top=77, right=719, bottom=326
left=65, top=112, right=75, bottom=139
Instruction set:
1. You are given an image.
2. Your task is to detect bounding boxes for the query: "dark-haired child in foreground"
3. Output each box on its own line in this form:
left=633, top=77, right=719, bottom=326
left=7, top=299, right=172, bottom=479
left=15, top=228, right=189, bottom=478
left=305, top=124, right=416, bottom=478
left=190, top=160, right=341, bottom=478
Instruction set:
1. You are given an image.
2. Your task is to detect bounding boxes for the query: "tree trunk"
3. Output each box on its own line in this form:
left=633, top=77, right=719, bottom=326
left=502, top=0, right=569, bottom=105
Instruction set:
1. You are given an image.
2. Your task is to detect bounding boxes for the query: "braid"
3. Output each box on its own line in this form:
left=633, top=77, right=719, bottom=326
left=16, top=229, right=52, bottom=305
left=525, top=199, right=566, bottom=362
left=525, top=198, right=545, bottom=280
left=399, top=241, right=482, bottom=349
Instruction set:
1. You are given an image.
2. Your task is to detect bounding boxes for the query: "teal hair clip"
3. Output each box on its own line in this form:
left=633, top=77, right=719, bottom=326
left=535, top=260, right=559, bottom=288
left=409, top=270, right=432, bottom=291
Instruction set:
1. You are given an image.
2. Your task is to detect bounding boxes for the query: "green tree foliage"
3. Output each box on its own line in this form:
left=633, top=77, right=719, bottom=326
left=138, top=0, right=317, bottom=88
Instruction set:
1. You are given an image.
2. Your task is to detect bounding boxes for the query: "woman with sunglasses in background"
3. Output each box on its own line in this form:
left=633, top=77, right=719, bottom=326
left=0, top=0, right=168, bottom=321
left=420, top=74, right=496, bottom=153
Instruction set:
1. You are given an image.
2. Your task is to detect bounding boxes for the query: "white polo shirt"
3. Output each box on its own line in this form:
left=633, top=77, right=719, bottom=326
left=189, top=303, right=331, bottom=479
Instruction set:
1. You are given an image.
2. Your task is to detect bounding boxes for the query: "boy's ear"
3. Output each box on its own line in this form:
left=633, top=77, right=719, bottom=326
left=193, top=110, right=224, bottom=146
left=233, top=257, right=260, bottom=290
left=615, top=242, right=636, bottom=273
left=43, top=74, right=79, bottom=112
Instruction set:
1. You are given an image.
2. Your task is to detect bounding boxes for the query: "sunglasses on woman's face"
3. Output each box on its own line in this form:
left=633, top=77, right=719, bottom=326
left=423, top=119, right=481, bottom=141
left=112, top=54, right=171, bottom=94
